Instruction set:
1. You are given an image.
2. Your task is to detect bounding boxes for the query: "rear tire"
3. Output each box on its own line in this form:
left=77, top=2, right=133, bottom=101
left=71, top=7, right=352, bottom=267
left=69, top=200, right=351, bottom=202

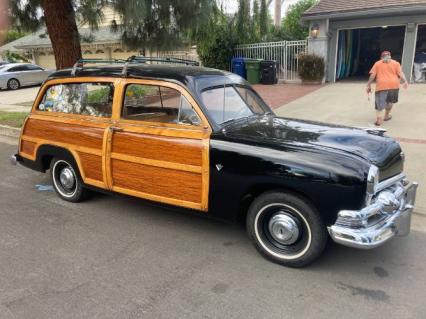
left=246, top=191, right=327, bottom=268
left=7, top=78, right=20, bottom=90
left=50, top=157, right=89, bottom=203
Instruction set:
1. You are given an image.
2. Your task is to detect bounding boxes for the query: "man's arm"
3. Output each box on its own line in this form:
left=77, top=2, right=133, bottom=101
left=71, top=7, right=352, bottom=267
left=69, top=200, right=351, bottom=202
left=366, top=74, right=375, bottom=93
left=400, top=71, right=409, bottom=89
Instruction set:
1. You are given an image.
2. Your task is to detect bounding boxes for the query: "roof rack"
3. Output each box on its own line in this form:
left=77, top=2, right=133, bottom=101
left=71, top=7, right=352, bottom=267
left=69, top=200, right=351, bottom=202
left=71, top=56, right=200, bottom=77
left=127, top=55, right=200, bottom=66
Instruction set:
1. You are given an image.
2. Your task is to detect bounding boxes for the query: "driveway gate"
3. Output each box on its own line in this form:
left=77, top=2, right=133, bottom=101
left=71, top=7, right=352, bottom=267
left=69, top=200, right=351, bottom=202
left=233, top=40, right=307, bottom=82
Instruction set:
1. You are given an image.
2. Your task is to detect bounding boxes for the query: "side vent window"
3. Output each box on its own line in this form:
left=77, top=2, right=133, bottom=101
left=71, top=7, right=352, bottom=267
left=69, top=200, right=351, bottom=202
left=38, top=82, right=114, bottom=117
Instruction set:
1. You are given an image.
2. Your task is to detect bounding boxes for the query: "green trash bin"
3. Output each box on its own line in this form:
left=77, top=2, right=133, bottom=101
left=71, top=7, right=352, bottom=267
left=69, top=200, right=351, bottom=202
left=245, top=59, right=262, bottom=84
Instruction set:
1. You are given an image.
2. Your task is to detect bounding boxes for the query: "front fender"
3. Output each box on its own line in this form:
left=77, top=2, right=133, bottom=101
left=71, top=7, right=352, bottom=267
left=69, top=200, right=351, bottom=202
left=208, top=139, right=370, bottom=225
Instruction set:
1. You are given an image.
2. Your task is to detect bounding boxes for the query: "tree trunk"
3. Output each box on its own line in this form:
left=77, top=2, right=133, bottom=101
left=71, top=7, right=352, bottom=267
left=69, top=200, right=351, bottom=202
left=41, top=0, right=81, bottom=69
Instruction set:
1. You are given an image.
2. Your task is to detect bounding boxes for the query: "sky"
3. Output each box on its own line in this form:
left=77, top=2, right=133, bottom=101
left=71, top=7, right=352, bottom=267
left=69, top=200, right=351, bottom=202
left=218, top=0, right=300, bottom=16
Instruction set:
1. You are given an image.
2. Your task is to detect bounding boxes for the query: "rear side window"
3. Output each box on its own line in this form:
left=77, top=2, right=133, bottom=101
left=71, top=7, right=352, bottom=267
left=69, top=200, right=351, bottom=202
left=38, top=83, right=114, bottom=117
left=122, top=84, right=201, bottom=125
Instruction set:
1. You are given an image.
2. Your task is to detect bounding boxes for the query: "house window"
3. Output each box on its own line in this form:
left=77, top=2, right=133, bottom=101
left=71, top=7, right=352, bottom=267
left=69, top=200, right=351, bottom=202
left=113, top=48, right=124, bottom=53
left=83, top=50, right=93, bottom=55
left=38, top=82, right=114, bottom=117
left=95, top=49, right=105, bottom=54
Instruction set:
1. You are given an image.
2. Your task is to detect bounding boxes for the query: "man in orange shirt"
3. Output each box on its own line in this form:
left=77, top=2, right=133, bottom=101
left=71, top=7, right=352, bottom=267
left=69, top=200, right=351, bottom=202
left=366, top=51, right=408, bottom=126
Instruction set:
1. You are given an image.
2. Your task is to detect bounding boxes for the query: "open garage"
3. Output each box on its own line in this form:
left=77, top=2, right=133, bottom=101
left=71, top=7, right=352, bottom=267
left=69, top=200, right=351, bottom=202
left=303, top=0, right=426, bottom=82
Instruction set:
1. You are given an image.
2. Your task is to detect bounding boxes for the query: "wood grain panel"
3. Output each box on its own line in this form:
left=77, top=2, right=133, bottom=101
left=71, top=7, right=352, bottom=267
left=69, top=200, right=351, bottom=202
left=20, top=140, right=36, bottom=157
left=112, top=132, right=202, bottom=166
left=78, top=152, right=103, bottom=182
left=112, top=159, right=202, bottom=203
left=24, top=118, right=104, bottom=150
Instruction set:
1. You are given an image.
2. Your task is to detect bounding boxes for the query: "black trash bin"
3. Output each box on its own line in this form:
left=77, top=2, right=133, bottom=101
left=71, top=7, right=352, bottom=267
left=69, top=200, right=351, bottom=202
left=260, top=60, right=278, bottom=85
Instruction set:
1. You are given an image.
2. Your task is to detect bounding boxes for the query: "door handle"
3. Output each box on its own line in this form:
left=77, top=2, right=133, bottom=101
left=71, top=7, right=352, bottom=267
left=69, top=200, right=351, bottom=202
left=110, top=126, right=123, bottom=132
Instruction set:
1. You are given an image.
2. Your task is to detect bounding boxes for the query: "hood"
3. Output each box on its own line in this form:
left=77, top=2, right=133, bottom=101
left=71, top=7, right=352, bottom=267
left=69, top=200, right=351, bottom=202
left=223, top=116, right=403, bottom=180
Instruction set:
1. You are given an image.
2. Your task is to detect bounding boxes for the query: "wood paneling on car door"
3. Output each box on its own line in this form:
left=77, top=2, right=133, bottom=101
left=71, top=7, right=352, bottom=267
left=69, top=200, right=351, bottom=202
left=110, top=129, right=205, bottom=208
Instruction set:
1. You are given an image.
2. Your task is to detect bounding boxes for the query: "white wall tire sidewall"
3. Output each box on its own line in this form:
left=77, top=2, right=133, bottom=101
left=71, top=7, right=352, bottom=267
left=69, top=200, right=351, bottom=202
left=253, top=203, right=312, bottom=260
left=52, top=160, right=78, bottom=199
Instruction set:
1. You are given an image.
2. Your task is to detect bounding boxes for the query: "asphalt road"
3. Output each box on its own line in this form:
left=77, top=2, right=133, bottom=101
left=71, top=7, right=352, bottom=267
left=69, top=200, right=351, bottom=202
left=1, top=137, right=426, bottom=319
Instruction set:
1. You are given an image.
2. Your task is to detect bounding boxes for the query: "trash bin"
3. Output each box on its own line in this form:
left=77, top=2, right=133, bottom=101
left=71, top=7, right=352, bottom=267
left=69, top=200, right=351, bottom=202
left=231, top=57, right=246, bottom=79
left=260, top=60, right=278, bottom=85
left=245, top=59, right=262, bottom=84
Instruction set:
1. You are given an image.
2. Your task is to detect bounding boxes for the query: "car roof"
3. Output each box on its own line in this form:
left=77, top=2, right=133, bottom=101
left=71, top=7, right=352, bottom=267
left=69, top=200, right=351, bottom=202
left=48, top=64, right=246, bottom=92
left=0, top=63, right=32, bottom=69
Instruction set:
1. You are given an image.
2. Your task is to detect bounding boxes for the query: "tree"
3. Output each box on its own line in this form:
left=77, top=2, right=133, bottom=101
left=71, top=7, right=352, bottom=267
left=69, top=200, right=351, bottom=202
left=259, top=0, right=269, bottom=40
left=195, top=6, right=236, bottom=70
left=282, top=0, right=317, bottom=40
left=110, top=0, right=215, bottom=51
left=8, top=0, right=214, bottom=68
left=235, top=0, right=251, bottom=43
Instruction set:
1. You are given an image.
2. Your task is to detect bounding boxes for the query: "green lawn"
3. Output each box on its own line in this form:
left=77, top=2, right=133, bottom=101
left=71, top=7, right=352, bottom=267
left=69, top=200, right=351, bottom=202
left=0, top=111, right=28, bottom=128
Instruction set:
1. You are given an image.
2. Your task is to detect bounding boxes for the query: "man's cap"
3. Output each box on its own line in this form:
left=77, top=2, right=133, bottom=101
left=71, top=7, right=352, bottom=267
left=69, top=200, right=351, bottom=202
left=381, top=51, right=391, bottom=57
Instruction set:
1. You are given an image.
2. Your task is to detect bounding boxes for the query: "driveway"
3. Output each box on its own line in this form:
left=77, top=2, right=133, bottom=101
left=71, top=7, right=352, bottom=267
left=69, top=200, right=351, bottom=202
left=275, top=83, right=426, bottom=214
left=1, top=136, right=426, bottom=318
left=0, top=86, right=40, bottom=112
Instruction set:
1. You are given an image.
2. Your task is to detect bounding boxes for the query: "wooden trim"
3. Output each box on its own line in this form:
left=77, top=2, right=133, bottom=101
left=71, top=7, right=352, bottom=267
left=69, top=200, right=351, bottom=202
left=21, top=136, right=102, bottom=157
left=110, top=152, right=202, bottom=173
left=201, top=138, right=210, bottom=211
left=29, top=113, right=112, bottom=128
left=102, top=127, right=113, bottom=190
left=85, top=178, right=105, bottom=189
left=112, top=186, right=203, bottom=211
left=112, top=122, right=209, bottom=139
left=19, top=136, right=107, bottom=189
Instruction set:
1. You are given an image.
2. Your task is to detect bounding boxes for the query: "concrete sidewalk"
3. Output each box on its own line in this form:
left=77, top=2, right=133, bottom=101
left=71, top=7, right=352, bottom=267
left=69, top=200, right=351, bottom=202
left=0, top=86, right=39, bottom=112
left=275, top=83, right=426, bottom=214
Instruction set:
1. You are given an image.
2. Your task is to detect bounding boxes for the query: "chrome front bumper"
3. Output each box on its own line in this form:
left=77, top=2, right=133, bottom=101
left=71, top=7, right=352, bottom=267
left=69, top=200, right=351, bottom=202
left=328, top=178, right=418, bottom=249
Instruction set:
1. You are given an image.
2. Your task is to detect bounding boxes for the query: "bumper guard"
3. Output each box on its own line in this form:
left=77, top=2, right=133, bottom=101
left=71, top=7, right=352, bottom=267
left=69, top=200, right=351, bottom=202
left=328, top=179, right=418, bottom=249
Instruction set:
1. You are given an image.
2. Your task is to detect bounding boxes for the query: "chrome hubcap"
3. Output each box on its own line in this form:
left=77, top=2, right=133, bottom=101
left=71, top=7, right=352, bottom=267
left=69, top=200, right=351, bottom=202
left=59, top=167, right=75, bottom=190
left=268, top=212, right=300, bottom=245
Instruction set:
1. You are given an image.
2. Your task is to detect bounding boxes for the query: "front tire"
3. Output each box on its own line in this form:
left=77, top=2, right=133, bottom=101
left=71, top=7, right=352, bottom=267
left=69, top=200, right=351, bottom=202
left=50, top=157, right=89, bottom=202
left=7, top=78, right=20, bottom=90
left=246, top=191, right=327, bottom=267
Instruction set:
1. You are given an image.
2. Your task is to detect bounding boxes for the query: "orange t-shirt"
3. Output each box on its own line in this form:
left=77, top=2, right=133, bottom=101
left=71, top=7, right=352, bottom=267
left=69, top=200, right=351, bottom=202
left=369, top=59, right=402, bottom=92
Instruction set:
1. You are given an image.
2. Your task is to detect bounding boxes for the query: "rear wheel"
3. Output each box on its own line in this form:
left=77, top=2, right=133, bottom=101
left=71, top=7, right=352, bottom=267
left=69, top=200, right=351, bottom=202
left=50, top=157, right=89, bottom=202
left=246, top=191, right=327, bottom=267
left=7, top=78, right=20, bottom=90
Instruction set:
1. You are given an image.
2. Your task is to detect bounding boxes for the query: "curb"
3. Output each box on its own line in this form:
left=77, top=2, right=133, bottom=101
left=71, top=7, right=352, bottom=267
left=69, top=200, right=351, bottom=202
left=0, top=124, right=20, bottom=138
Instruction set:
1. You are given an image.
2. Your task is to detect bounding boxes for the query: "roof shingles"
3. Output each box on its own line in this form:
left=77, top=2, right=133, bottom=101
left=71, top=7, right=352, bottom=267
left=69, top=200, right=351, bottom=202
left=304, top=0, right=426, bottom=16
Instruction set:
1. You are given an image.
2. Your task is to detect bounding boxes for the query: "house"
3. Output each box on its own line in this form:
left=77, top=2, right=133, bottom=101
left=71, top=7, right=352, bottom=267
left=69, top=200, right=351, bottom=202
left=0, top=6, right=198, bottom=69
left=302, top=0, right=426, bottom=82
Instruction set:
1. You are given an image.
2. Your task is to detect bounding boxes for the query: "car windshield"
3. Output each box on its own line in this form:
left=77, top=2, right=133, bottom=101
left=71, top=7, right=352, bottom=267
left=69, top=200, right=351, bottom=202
left=200, top=85, right=269, bottom=125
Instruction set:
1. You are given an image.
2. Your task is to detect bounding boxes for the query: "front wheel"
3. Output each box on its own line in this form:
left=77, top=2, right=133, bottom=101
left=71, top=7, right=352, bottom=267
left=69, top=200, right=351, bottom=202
left=50, top=157, right=89, bottom=202
left=246, top=191, right=327, bottom=267
left=7, top=78, right=20, bottom=90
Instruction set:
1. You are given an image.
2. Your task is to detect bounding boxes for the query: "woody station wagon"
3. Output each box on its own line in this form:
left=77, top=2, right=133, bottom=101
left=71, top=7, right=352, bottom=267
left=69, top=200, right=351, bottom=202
left=12, top=57, right=418, bottom=267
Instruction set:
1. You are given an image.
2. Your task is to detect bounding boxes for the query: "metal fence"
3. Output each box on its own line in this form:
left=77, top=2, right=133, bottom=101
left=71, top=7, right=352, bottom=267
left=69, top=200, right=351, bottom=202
left=155, top=50, right=200, bottom=64
left=233, top=40, right=307, bottom=82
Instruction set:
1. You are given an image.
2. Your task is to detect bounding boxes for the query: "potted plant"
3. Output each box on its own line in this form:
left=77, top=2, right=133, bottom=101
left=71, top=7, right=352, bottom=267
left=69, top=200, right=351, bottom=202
left=298, top=54, right=325, bottom=84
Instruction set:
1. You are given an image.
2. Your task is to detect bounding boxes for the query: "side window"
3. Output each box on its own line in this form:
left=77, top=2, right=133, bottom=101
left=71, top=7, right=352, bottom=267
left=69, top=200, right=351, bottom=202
left=122, top=84, right=201, bottom=125
left=27, top=65, right=43, bottom=71
left=38, top=82, right=113, bottom=117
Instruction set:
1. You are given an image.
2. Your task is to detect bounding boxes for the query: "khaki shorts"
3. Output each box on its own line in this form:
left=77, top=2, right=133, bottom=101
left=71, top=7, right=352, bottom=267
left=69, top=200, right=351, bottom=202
left=375, top=89, right=399, bottom=111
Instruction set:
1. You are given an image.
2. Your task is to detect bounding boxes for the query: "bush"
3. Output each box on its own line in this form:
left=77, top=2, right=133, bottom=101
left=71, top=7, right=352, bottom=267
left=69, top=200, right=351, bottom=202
left=298, top=54, right=325, bottom=82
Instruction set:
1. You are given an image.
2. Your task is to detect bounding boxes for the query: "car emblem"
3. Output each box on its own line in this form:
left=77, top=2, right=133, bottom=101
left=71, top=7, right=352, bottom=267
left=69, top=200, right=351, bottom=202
left=215, top=164, right=223, bottom=171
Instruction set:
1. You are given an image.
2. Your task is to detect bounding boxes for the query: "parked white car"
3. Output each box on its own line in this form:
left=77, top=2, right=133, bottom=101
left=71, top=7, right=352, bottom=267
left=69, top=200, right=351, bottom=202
left=0, top=63, right=53, bottom=90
